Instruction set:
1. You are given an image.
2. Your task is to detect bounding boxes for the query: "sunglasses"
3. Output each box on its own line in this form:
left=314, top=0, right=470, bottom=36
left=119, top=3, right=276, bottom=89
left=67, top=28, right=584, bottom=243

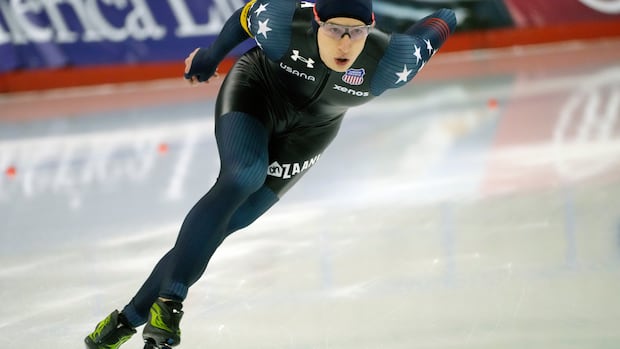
left=317, top=21, right=373, bottom=41
left=313, top=5, right=374, bottom=41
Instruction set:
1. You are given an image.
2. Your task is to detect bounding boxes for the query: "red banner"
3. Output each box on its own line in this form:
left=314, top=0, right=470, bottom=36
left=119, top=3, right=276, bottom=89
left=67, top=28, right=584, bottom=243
left=503, top=0, right=620, bottom=27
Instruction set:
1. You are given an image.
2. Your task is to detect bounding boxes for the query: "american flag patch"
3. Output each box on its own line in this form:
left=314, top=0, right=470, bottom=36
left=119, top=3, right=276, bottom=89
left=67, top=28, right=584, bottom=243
left=342, top=68, right=365, bottom=86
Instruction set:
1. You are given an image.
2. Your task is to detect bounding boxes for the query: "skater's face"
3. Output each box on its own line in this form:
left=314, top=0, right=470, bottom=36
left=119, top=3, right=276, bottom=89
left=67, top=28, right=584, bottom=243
left=316, top=17, right=372, bottom=72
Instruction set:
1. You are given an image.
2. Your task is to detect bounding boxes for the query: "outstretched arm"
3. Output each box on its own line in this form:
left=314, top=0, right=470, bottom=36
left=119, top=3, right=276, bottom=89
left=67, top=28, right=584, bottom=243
left=370, top=8, right=457, bottom=96
left=184, top=1, right=256, bottom=83
left=405, top=8, right=456, bottom=59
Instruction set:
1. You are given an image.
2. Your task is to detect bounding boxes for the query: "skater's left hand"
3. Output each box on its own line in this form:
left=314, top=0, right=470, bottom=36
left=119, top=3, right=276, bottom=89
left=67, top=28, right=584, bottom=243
left=184, top=48, right=220, bottom=85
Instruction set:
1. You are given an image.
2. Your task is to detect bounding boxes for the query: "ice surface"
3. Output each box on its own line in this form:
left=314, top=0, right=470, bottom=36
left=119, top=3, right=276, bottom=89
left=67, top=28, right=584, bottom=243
left=1, top=39, right=620, bottom=349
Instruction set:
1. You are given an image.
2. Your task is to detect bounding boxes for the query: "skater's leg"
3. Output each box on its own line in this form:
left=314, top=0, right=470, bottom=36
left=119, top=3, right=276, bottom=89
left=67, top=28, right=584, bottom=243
left=181, top=185, right=280, bottom=288
left=136, top=186, right=279, bottom=348
left=120, top=185, right=278, bottom=327
left=120, top=250, right=174, bottom=327
left=159, top=111, right=270, bottom=301
left=119, top=111, right=272, bottom=326
left=226, top=185, right=279, bottom=233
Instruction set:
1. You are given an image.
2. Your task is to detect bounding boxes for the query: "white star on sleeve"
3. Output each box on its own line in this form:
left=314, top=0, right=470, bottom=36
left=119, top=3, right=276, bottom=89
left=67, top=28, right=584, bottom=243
left=255, top=3, right=269, bottom=16
left=257, top=18, right=272, bottom=39
left=425, top=39, right=433, bottom=55
left=413, top=45, right=422, bottom=64
left=395, top=65, right=412, bottom=84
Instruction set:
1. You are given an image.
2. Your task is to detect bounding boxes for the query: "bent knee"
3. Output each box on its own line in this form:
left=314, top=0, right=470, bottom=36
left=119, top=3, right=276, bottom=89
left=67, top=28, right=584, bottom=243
left=218, top=164, right=266, bottom=197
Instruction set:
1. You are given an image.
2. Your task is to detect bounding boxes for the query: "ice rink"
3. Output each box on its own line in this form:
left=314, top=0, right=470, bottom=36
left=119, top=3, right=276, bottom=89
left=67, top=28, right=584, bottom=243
left=1, top=38, right=620, bottom=348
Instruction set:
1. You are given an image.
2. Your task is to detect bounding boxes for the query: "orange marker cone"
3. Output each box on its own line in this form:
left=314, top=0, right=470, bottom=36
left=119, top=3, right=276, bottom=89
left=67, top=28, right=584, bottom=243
left=158, top=143, right=169, bottom=154
left=6, top=166, right=16, bottom=178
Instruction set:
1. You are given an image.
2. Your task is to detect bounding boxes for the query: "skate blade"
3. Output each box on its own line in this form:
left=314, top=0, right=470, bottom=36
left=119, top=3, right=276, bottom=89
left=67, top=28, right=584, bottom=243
left=143, top=338, right=158, bottom=349
left=143, top=337, right=173, bottom=349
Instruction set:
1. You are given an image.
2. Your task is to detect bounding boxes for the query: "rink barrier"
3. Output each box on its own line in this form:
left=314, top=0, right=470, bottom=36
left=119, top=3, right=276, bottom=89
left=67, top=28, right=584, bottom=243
left=1, top=20, right=619, bottom=93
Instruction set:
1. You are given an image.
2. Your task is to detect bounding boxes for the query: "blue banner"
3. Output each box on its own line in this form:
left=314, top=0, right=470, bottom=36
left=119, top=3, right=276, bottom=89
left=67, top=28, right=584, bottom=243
left=3, top=0, right=618, bottom=73
left=0, top=0, right=251, bottom=72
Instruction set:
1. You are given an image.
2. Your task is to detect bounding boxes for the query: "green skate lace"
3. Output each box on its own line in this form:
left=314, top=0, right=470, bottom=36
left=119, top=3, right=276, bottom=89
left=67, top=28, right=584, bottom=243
left=94, top=334, right=132, bottom=349
left=88, top=312, right=133, bottom=349
left=149, top=302, right=181, bottom=335
left=89, top=313, right=113, bottom=342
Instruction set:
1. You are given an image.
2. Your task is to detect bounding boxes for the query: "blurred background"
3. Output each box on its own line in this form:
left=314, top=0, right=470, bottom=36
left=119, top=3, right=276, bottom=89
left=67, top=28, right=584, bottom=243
left=1, top=1, right=620, bottom=348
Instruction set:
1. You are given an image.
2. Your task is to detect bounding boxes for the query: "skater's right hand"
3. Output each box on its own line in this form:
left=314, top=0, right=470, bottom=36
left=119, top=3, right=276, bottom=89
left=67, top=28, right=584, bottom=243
left=184, top=48, right=220, bottom=85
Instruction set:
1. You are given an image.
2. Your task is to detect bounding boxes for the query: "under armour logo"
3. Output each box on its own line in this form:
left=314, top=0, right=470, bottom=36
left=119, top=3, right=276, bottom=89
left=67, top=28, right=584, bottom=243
left=291, top=50, right=315, bottom=68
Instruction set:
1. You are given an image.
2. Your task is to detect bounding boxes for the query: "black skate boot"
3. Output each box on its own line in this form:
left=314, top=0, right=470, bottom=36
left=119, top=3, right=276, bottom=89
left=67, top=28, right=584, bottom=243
left=84, top=310, right=136, bottom=349
left=142, top=299, right=183, bottom=349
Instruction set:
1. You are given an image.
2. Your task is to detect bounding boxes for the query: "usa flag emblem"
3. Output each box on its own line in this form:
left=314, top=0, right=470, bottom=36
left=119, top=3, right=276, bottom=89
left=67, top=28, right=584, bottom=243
left=342, top=68, right=365, bottom=86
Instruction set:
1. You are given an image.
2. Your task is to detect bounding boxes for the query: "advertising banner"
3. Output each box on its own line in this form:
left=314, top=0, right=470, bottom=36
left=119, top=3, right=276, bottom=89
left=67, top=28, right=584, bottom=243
left=504, top=0, right=620, bottom=26
left=1, top=0, right=619, bottom=73
left=0, top=0, right=250, bottom=72
left=374, top=0, right=620, bottom=32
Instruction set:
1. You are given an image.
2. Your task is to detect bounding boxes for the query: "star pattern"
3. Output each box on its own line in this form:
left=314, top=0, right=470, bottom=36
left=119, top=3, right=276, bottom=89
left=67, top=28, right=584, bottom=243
left=254, top=3, right=268, bottom=16
left=413, top=44, right=422, bottom=64
left=395, top=65, right=412, bottom=84
left=257, top=18, right=272, bottom=39
left=425, top=39, right=433, bottom=55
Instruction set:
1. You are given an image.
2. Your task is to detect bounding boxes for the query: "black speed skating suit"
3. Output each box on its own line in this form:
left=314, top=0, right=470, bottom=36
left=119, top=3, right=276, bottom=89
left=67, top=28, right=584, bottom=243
left=119, top=0, right=456, bottom=327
